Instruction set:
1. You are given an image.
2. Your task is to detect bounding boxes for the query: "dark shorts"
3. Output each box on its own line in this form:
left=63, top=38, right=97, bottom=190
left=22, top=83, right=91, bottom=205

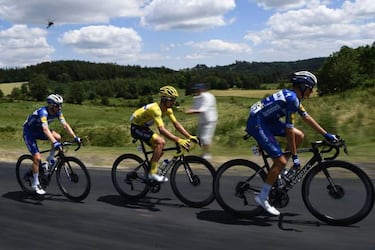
left=130, top=124, right=154, bottom=146
left=23, top=128, right=50, bottom=154
left=246, top=115, right=286, bottom=158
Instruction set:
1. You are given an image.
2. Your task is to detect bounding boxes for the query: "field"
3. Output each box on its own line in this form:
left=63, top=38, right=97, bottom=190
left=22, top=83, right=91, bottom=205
left=0, top=84, right=374, bottom=166
left=0, top=82, right=27, bottom=95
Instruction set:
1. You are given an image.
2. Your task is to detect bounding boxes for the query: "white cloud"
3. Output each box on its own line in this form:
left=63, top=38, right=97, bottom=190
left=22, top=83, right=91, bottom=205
left=187, top=39, right=251, bottom=54
left=0, top=25, right=54, bottom=67
left=141, top=0, right=236, bottom=30
left=254, top=0, right=309, bottom=10
left=59, top=25, right=142, bottom=62
left=0, top=0, right=147, bottom=25
left=245, top=0, right=375, bottom=61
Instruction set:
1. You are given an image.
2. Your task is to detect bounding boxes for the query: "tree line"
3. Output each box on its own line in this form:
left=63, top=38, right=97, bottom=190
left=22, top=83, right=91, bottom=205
left=0, top=42, right=373, bottom=104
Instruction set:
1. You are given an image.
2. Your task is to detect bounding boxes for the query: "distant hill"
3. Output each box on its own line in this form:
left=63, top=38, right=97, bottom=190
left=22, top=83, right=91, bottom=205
left=0, top=58, right=326, bottom=84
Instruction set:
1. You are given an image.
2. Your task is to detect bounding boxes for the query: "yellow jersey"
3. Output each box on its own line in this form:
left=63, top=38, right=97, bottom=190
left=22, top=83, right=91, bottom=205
left=130, top=102, right=177, bottom=127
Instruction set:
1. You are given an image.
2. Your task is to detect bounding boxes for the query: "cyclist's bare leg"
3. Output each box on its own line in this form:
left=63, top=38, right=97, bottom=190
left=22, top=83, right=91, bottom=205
left=32, top=152, right=42, bottom=175
left=284, top=128, right=304, bottom=160
left=266, top=156, right=288, bottom=185
left=150, top=135, right=165, bottom=174
left=31, top=152, right=43, bottom=187
left=48, top=131, right=61, bottom=160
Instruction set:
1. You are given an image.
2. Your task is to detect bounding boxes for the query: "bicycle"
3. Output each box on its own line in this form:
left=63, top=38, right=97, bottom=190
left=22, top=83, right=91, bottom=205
left=214, top=134, right=374, bottom=226
left=111, top=139, right=216, bottom=208
left=16, top=141, right=91, bottom=202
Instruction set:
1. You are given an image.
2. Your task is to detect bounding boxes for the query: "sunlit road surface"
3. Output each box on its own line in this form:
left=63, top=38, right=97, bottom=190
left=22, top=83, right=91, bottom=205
left=1, top=162, right=374, bottom=250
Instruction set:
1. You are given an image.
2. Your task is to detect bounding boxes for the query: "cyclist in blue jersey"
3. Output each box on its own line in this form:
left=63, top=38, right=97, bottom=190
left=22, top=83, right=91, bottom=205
left=247, top=71, right=338, bottom=216
left=23, top=94, right=81, bottom=195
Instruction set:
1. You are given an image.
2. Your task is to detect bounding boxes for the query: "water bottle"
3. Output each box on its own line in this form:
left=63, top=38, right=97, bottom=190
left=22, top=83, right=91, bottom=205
left=137, top=145, right=143, bottom=152
left=41, top=162, right=49, bottom=175
left=159, top=159, right=169, bottom=172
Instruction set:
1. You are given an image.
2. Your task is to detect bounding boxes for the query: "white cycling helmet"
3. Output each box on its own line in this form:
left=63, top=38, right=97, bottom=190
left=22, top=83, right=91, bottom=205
left=291, top=71, right=317, bottom=89
left=46, top=94, right=63, bottom=105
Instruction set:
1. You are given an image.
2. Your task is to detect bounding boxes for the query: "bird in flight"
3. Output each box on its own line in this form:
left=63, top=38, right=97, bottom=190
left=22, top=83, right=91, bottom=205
left=46, top=20, right=54, bottom=29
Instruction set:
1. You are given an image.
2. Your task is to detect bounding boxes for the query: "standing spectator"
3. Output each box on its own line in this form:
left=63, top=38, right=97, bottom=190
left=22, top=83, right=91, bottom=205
left=186, top=83, right=218, bottom=160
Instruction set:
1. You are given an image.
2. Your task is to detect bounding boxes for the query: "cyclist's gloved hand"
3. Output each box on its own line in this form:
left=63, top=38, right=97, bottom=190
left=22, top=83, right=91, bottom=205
left=292, top=155, right=300, bottom=170
left=324, top=133, right=338, bottom=142
left=189, top=135, right=200, bottom=145
left=178, top=138, right=191, bottom=151
left=74, top=136, right=82, bottom=144
left=53, top=141, right=62, bottom=150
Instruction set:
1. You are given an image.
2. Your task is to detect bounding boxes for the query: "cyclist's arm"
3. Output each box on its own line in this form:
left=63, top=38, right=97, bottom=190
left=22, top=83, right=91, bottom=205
left=58, top=112, right=77, bottom=138
left=302, top=114, right=327, bottom=136
left=40, top=114, right=59, bottom=144
left=172, top=120, right=191, bottom=139
left=167, top=109, right=191, bottom=139
left=158, top=125, right=180, bottom=143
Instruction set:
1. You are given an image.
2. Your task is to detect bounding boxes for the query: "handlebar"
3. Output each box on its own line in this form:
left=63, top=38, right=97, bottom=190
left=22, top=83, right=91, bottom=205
left=311, top=137, right=348, bottom=160
left=132, top=137, right=198, bottom=155
left=243, top=132, right=348, bottom=161
left=60, top=140, right=83, bottom=152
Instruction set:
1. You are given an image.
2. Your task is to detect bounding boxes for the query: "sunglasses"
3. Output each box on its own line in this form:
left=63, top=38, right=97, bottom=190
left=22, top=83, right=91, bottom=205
left=163, top=97, right=176, bottom=102
left=52, top=104, right=62, bottom=108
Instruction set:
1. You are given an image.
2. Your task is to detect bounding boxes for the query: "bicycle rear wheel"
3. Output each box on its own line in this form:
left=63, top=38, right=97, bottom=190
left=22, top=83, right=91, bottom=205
left=16, top=155, right=36, bottom=194
left=302, top=160, right=374, bottom=226
left=170, top=155, right=216, bottom=208
left=56, top=157, right=91, bottom=202
left=111, top=154, right=149, bottom=200
left=214, top=159, right=267, bottom=217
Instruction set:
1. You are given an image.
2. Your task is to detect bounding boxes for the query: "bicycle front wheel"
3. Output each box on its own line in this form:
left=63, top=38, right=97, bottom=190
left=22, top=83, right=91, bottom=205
left=302, top=160, right=374, bottom=226
left=170, top=155, right=216, bottom=208
left=214, top=159, right=267, bottom=217
left=111, top=154, right=149, bottom=200
left=56, top=157, right=91, bottom=202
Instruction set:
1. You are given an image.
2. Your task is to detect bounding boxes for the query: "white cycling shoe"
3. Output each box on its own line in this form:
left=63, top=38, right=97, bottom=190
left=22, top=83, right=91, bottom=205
left=148, top=173, right=168, bottom=183
left=32, top=184, right=46, bottom=195
left=255, top=195, right=280, bottom=216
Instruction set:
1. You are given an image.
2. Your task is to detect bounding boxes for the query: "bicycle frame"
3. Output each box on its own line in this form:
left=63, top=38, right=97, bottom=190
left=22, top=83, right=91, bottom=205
left=253, top=138, right=346, bottom=191
left=38, top=142, right=81, bottom=178
left=135, top=139, right=186, bottom=178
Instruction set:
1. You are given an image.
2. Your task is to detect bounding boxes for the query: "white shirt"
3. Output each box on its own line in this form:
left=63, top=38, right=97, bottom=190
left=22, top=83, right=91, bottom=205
left=192, top=91, right=218, bottom=124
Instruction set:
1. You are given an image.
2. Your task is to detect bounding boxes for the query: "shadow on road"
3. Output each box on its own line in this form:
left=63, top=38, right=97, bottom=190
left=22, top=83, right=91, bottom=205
left=2, top=190, right=76, bottom=205
left=196, top=210, right=335, bottom=231
left=97, top=194, right=188, bottom=212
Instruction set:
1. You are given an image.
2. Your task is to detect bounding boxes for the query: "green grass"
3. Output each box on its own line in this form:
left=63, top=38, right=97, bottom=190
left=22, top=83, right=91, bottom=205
left=0, top=87, right=374, bottom=166
left=0, top=82, right=27, bottom=95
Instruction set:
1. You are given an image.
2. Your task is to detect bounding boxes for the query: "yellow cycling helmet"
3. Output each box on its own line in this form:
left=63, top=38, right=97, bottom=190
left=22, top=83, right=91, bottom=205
left=159, top=85, right=179, bottom=98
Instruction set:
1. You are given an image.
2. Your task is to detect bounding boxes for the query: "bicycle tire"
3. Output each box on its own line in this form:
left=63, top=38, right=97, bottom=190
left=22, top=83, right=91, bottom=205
left=214, top=159, right=267, bottom=217
left=170, top=155, right=216, bottom=208
left=111, top=154, right=149, bottom=200
left=56, top=156, right=91, bottom=202
left=302, top=160, right=374, bottom=226
left=16, top=154, right=36, bottom=194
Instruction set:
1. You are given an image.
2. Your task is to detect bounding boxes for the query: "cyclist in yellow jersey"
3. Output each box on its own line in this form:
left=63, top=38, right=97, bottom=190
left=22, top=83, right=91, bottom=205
left=130, top=86, right=199, bottom=182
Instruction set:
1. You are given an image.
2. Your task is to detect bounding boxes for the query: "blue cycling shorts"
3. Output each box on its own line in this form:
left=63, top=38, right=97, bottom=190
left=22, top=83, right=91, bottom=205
left=23, top=128, right=49, bottom=154
left=246, top=115, right=286, bottom=158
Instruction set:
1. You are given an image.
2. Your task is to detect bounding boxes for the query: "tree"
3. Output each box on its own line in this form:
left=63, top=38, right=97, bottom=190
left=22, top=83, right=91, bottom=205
left=28, top=74, right=50, bottom=101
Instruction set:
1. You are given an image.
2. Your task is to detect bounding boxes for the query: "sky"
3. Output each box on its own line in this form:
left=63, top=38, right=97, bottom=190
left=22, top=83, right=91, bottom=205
left=0, top=0, right=374, bottom=70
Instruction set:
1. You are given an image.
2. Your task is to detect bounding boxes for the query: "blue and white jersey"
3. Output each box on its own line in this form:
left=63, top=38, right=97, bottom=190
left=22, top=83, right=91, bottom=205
left=249, top=89, right=308, bottom=128
left=23, top=106, right=65, bottom=131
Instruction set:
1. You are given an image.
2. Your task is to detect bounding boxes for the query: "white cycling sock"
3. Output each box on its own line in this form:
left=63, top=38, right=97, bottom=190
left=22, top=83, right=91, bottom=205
left=33, top=173, right=39, bottom=186
left=258, top=183, right=272, bottom=200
